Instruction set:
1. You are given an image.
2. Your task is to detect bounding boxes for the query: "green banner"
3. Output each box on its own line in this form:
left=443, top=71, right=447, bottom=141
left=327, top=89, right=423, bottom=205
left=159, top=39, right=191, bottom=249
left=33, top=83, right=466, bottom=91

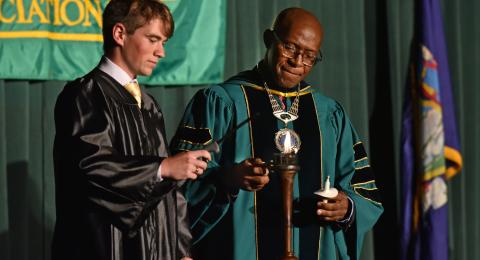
left=0, top=0, right=226, bottom=85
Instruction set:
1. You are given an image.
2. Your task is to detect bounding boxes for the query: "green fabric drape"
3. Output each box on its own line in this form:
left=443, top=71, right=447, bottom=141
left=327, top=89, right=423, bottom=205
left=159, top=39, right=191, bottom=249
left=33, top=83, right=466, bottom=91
left=443, top=1, right=480, bottom=259
left=0, top=0, right=478, bottom=259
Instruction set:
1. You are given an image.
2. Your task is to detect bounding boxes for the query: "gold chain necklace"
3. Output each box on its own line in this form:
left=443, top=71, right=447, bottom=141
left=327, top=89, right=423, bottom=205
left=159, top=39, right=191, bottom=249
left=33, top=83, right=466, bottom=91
left=263, top=81, right=300, bottom=126
left=263, top=81, right=302, bottom=154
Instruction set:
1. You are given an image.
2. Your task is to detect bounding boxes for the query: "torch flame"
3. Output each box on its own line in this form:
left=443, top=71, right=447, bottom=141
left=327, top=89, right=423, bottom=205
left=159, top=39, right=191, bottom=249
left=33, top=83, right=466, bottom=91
left=284, top=131, right=292, bottom=153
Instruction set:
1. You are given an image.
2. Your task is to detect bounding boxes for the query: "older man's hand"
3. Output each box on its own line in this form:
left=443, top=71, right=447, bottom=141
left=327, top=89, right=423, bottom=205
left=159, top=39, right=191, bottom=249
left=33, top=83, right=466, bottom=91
left=316, top=191, right=349, bottom=222
left=223, top=158, right=270, bottom=192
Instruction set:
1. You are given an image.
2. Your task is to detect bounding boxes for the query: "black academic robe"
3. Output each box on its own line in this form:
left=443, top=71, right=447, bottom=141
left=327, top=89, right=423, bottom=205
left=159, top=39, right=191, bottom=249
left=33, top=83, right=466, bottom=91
left=52, top=68, right=191, bottom=260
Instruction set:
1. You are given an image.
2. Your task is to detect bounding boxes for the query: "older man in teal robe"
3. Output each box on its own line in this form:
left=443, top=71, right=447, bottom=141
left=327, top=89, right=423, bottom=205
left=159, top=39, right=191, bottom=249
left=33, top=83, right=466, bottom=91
left=171, top=7, right=383, bottom=260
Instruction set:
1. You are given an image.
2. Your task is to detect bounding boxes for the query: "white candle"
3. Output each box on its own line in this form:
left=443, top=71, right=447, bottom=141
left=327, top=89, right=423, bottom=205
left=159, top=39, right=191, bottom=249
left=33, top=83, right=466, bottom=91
left=314, top=175, right=338, bottom=200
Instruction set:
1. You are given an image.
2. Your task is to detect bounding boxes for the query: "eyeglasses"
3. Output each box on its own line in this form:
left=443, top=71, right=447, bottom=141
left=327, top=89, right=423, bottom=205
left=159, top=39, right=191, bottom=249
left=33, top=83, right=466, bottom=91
left=272, top=30, right=323, bottom=67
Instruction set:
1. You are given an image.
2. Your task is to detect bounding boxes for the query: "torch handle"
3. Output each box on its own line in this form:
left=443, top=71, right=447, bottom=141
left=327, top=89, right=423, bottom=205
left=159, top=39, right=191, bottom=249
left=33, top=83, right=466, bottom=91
left=279, top=169, right=298, bottom=260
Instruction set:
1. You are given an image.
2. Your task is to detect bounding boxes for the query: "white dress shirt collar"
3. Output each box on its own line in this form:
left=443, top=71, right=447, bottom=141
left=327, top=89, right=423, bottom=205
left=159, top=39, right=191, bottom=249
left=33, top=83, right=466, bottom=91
left=98, top=56, right=137, bottom=86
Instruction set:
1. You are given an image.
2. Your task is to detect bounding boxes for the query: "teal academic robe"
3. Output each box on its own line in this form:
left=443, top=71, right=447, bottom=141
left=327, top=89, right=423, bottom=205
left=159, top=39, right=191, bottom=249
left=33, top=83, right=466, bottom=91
left=171, top=69, right=383, bottom=260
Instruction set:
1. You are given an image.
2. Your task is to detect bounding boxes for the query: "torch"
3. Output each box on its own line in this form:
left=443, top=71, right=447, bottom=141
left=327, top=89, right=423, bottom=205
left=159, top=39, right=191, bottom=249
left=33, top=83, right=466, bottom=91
left=271, top=128, right=301, bottom=260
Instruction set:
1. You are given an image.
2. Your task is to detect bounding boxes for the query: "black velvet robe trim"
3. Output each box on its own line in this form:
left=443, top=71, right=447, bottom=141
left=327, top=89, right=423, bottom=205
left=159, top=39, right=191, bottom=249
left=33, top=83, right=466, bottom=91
left=241, top=75, right=323, bottom=260
left=175, top=125, right=213, bottom=145
left=353, top=142, right=368, bottom=161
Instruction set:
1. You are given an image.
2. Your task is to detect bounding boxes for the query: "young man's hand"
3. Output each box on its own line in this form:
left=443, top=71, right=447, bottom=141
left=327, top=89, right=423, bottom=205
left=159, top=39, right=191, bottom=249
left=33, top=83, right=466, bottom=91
left=161, top=150, right=211, bottom=180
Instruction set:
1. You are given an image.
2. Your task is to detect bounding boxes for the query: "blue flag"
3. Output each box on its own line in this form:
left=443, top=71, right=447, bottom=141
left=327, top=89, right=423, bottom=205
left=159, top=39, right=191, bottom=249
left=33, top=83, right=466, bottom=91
left=400, top=0, right=463, bottom=260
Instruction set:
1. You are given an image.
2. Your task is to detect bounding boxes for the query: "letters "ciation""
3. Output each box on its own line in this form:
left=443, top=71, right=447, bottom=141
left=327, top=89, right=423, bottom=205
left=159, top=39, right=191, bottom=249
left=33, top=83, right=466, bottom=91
left=0, top=0, right=103, bottom=27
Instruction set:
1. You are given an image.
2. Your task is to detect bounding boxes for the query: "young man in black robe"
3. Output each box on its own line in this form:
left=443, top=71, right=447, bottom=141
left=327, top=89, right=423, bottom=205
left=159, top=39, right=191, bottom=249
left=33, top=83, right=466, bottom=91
left=51, top=1, right=211, bottom=259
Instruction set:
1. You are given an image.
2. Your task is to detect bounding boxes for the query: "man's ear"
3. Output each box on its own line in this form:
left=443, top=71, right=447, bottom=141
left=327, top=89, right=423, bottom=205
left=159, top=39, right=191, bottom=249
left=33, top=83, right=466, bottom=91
left=263, top=29, right=274, bottom=48
left=112, top=23, right=127, bottom=47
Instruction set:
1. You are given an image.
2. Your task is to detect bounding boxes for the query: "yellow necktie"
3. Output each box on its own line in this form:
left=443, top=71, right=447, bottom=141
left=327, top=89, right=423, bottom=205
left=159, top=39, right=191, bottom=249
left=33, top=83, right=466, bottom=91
left=124, top=81, right=142, bottom=108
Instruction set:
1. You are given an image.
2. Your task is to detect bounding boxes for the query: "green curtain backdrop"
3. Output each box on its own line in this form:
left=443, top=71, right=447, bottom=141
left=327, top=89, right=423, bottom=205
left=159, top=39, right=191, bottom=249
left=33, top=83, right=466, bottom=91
left=443, top=0, right=480, bottom=259
left=0, top=0, right=226, bottom=85
left=0, top=0, right=478, bottom=259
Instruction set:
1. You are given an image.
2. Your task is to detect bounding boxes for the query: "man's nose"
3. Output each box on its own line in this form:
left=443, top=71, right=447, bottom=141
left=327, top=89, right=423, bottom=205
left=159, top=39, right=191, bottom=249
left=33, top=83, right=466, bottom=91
left=155, top=44, right=165, bottom=58
left=290, top=53, right=304, bottom=67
